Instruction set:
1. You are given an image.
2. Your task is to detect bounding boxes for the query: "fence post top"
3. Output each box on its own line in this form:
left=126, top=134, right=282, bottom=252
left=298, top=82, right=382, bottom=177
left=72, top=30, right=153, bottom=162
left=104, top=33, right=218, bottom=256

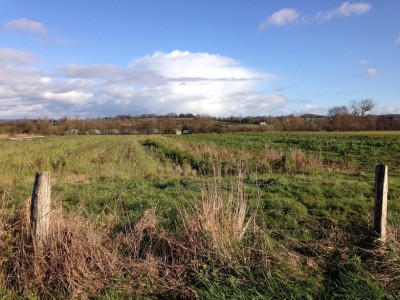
left=375, top=164, right=388, bottom=171
left=36, top=171, right=50, bottom=175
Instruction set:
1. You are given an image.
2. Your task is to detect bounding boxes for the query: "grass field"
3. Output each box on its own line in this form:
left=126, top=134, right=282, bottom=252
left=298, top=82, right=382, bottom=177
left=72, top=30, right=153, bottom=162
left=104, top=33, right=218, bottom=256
left=1, top=132, right=400, bottom=299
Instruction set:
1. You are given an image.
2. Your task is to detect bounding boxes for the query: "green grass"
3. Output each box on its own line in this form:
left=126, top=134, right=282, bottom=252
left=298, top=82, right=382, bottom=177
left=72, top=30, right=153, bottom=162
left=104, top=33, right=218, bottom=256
left=1, top=132, right=400, bottom=299
left=171, top=132, right=400, bottom=172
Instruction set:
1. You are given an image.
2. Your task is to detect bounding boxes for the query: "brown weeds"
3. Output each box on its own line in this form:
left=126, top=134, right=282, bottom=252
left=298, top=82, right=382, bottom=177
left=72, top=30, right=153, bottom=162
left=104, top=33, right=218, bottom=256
left=182, top=176, right=254, bottom=265
left=0, top=169, right=275, bottom=298
left=364, top=225, right=400, bottom=290
left=5, top=209, right=121, bottom=299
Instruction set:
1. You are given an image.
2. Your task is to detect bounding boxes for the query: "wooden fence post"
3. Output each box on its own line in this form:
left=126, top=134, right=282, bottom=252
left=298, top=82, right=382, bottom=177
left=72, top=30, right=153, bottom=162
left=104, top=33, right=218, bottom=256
left=30, top=172, right=51, bottom=250
left=374, top=165, right=388, bottom=242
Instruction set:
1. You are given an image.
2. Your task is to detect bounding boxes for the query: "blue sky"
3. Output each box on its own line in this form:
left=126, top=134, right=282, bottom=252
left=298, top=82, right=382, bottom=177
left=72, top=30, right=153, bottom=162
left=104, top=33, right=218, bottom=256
left=1, top=0, right=399, bottom=118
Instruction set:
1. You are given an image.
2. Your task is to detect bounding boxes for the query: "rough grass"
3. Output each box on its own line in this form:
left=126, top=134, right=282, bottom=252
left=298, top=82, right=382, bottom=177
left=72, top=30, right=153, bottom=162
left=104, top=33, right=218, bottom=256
left=1, top=133, right=400, bottom=298
left=1, top=176, right=282, bottom=299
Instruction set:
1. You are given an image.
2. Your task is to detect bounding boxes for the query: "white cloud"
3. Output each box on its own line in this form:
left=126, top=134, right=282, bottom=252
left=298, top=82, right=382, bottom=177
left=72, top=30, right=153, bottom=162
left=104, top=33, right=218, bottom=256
left=395, top=36, right=400, bottom=45
left=0, top=48, right=37, bottom=64
left=366, top=68, right=379, bottom=76
left=4, top=18, right=48, bottom=34
left=129, top=50, right=270, bottom=81
left=40, top=77, right=52, bottom=83
left=42, top=91, right=93, bottom=104
left=3, top=18, right=76, bottom=46
left=259, top=8, right=300, bottom=29
left=317, top=2, right=371, bottom=22
left=127, top=50, right=278, bottom=116
left=259, top=3, right=370, bottom=30
left=359, top=59, right=368, bottom=65
left=0, top=49, right=285, bottom=118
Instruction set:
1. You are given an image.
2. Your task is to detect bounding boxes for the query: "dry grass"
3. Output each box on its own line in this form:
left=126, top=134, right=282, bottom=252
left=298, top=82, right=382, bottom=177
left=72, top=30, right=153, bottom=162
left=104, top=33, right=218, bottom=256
left=3, top=171, right=398, bottom=298
left=0, top=134, right=45, bottom=141
left=288, top=148, right=322, bottom=173
left=116, top=208, right=198, bottom=298
left=1, top=174, right=260, bottom=299
left=364, top=225, right=400, bottom=290
left=5, top=208, right=121, bottom=299
left=182, top=175, right=255, bottom=264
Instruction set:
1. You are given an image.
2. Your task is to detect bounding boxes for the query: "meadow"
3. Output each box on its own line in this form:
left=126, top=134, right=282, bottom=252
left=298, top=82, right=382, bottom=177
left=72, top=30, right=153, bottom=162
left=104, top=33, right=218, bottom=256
left=1, top=132, right=400, bottom=299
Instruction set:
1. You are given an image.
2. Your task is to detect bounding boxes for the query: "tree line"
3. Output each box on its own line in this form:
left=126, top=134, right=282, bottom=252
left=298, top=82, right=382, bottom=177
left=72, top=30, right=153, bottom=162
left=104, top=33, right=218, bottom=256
left=1, top=114, right=399, bottom=136
left=1, top=100, right=399, bottom=135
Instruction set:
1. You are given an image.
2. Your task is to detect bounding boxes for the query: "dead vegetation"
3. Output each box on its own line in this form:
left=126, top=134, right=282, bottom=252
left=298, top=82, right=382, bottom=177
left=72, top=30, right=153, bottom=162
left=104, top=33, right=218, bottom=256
left=1, top=168, right=399, bottom=298
left=0, top=176, right=268, bottom=299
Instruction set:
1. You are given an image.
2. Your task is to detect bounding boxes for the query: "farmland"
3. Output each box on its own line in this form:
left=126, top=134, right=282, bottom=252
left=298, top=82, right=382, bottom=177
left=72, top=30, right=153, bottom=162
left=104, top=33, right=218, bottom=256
left=1, top=132, right=400, bottom=299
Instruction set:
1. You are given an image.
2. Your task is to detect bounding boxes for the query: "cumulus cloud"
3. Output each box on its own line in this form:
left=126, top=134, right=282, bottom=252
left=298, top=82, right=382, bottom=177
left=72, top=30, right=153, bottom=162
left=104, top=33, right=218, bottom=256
left=0, top=49, right=285, bottom=118
left=42, top=91, right=93, bottom=104
left=126, top=50, right=278, bottom=116
left=129, top=50, right=270, bottom=81
left=317, top=2, right=371, bottom=22
left=4, top=18, right=48, bottom=34
left=259, top=8, right=300, bottom=29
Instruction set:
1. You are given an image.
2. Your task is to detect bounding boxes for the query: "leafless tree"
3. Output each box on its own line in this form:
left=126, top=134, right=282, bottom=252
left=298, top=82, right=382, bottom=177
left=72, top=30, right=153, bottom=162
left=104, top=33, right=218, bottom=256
left=328, top=105, right=349, bottom=117
left=350, top=99, right=375, bottom=116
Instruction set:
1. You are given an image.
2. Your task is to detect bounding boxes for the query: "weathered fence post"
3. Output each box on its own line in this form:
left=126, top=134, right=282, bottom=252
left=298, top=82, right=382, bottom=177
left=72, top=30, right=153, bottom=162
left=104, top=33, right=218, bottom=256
left=30, top=172, right=51, bottom=250
left=374, top=165, right=388, bottom=242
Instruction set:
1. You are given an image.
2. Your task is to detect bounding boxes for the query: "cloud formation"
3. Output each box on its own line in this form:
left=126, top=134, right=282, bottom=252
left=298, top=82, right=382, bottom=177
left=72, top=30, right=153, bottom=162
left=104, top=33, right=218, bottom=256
left=3, top=18, right=48, bottom=34
left=316, top=2, right=371, bottom=22
left=0, top=49, right=286, bottom=118
left=0, top=48, right=37, bottom=64
left=259, top=8, right=300, bottom=29
left=395, top=36, right=400, bottom=45
left=260, top=2, right=371, bottom=29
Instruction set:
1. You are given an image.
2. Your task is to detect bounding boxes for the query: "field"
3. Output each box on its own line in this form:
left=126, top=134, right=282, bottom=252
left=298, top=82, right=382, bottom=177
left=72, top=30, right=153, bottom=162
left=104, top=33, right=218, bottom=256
left=1, top=132, right=400, bottom=299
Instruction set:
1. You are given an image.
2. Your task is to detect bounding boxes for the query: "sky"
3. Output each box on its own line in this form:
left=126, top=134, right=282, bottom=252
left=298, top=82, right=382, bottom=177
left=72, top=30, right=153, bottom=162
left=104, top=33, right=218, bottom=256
left=0, top=0, right=399, bottom=119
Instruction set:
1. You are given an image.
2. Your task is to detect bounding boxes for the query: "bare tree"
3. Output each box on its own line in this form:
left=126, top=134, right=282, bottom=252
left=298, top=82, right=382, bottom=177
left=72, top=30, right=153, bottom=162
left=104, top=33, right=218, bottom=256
left=350, top=99, right=375, bottom=116
left=328, top=105, right=349, bottom=117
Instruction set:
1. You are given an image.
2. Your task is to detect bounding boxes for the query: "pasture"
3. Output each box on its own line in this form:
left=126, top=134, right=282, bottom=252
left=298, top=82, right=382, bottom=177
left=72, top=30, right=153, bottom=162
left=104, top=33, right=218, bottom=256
left=1, top=132, right=400, bottom=299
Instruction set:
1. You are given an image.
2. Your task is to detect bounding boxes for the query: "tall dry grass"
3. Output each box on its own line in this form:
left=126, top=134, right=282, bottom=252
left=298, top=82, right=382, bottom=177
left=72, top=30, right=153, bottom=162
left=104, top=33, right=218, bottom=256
left=4, top=208, right=121, bottom=299
left=1, top=173, right=263, bottom=299
left=365, top=225, right=400, bottom=291
left=182, top=175, right=255, bottom=264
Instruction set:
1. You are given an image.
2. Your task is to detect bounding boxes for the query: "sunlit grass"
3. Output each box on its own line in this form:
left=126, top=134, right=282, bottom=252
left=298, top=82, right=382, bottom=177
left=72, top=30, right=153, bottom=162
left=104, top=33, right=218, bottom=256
left=1, top=133, right=399, bottom=298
